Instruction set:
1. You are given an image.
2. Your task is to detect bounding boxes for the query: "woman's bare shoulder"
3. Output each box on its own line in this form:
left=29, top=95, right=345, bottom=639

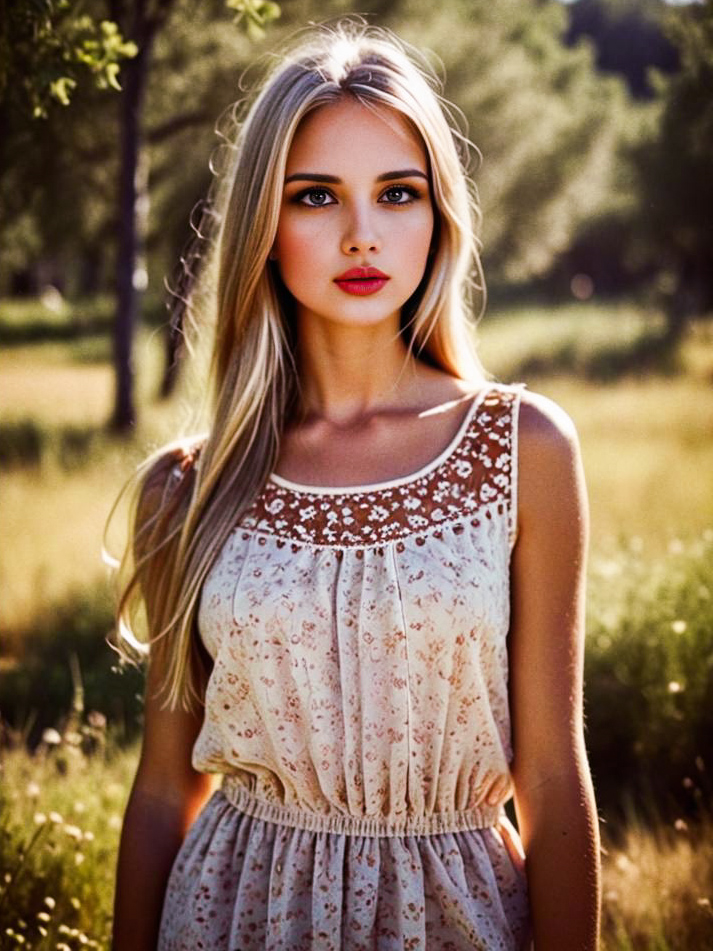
left=515, top=389, right=586, bottom=519
left=518, top=388, right=580, bottom=450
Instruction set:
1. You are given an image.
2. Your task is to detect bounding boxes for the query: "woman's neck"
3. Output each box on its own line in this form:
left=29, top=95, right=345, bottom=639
left=294, top=318, right=423, bottom=425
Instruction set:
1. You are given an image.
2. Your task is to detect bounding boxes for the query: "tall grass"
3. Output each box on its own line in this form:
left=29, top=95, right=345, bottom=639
left=542, top=377, right=713, bottom=551
left=0, top=739, right=136, bottom=950
left=586, top=531, right=713, bottom=826
left=601, top=812, right=713, bottom=949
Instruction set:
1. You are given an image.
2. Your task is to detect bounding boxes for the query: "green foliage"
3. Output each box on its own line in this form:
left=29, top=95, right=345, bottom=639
left=586, top=532, right=713, bottom=827
left=477, top=299, right=680, bottom=382
left=0, top=2, right=137, bottom=119
left=393, top=0, right=632, bottom=283
left=563, top=0, right=680, bottom=100
left=630, top=1, right=713, bottom=326
left=226, top=0, right=281, bottom=41
left=0, top=585, right=145, bottom=749
left=0, top=295, right=166, bottom=344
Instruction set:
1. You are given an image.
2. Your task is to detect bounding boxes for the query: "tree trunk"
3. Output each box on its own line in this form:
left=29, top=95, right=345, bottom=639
left=111, top=45, right=150, bottom=432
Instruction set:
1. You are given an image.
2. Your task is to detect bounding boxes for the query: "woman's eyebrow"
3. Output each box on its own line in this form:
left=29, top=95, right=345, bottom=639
left=283, top=169, right=428, bottom=185
left=376, top=169, right=428, bottom=182
left=284, top=173, right=340, bottom=184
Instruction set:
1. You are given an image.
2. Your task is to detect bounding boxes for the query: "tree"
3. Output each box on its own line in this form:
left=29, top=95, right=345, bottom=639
left=563, top=0, right=679, bottom=100
left=0, top=3, right=135, bottom=296
left=391, top=0, right=630, bottom=286
left=0, top=0, right=280, bottom=431
left=632, top=0, right=713, bottom=340
left=107, top=0, right=280, bottom=430
left=0, top=1, right=137, bottom=118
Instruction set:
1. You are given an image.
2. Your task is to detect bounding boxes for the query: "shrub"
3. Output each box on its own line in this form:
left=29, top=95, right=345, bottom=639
left=0, top=585, right=144, bottom=749
left=585, top=531, right=713, bottom=829
left=0, top=420, right=47, bottom=467
left=0, top=421, right=110, bottom=471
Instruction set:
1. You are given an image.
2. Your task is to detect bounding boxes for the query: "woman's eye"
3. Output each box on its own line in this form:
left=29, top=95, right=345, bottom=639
left=380, top=185, right=418, bottom=204
left=298, top=188, right=335, bottom=207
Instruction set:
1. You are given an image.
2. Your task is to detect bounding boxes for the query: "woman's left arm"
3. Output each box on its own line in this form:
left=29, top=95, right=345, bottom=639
left=509, top=392, right=601, bottom=950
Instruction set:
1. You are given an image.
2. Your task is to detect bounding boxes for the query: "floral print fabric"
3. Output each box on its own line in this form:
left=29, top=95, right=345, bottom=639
left=158, top=383, right=531, bottom=950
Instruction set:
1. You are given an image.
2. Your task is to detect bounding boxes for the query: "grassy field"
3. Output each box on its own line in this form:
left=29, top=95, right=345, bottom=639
left=1, top=295, right=712, bottom=948
left=2, top=300, right=712, bottom=632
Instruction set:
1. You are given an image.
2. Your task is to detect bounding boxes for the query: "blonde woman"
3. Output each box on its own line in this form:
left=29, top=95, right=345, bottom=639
left=112, top=21, right=600, bottom=951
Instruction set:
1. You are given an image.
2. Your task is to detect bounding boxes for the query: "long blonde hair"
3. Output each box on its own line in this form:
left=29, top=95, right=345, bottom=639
left=114, top=19, right=489, bottom=710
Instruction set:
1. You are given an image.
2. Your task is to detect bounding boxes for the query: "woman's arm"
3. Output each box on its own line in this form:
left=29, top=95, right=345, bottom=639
left=112, top=450, right=215, bottom=950
left=509, top=392, right=601, bottom=950
left=112, top=668, right=215, bottom=950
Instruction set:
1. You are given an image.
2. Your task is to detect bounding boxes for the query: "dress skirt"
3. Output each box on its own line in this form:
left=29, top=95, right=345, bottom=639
left=157, top=787, right=531, bottom=951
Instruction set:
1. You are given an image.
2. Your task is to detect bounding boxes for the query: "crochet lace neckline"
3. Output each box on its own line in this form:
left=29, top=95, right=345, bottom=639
left=268, top=385, right=491, bottom=496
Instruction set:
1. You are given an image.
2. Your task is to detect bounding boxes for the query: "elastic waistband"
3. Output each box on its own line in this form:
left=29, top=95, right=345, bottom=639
left=220, top=776, right=502, bottom=837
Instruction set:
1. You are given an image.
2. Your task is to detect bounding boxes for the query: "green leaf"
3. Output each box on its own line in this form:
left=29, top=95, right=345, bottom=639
left=105, top=62, right=121, bottom=91
left=49, top=75, right=77, bottom=106
left=246, top=17, right=266, bottom=42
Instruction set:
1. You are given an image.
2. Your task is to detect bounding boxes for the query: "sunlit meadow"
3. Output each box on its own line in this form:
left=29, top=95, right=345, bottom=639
left=1, top=298, right=712, bottom=948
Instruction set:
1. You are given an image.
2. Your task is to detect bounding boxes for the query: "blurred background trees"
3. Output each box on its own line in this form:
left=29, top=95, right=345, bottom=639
left=1, top=0, right=711, bottom=426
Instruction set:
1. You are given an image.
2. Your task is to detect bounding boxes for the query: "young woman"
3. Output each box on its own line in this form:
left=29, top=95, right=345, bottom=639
left=112, top=21, right=600, bottom=951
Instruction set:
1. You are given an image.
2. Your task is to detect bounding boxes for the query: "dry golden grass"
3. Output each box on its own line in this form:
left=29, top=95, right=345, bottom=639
left=479, top=305, right=713, bottom=555
left=1, top=462, right=124, bottom=637
left=601, top=813, right=713, bottom=949
left=1, top=345, right=114, bottom=426
left=0, top=330, right=201, bottom=635
left=536, top=376, right=713, bottom=552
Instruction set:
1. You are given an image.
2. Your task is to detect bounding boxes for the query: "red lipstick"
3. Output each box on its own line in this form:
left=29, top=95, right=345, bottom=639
left=334, top=266, right=390, bottom=296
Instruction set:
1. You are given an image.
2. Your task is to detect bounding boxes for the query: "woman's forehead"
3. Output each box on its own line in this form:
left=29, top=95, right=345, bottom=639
left=285, top=99, right=427, bottom=177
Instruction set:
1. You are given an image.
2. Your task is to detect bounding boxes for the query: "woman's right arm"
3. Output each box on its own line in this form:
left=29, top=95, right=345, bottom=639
left=112, top=449, right=215, bottom=950
left=112, top=656, right=215, bottom=950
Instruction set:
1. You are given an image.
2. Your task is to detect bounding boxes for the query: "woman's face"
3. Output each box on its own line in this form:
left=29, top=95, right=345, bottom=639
left=272, top=98, right=434, bottom=331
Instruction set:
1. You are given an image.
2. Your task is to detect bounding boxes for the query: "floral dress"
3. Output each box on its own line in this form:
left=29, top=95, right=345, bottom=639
left=158, top=382, right=531, bottom=950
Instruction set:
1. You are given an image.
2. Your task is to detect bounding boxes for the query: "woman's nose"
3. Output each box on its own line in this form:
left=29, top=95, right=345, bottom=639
left=341, top=203, right=381, bottom=255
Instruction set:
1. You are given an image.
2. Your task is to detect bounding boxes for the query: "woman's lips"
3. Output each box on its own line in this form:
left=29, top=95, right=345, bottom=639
left=334, top=267, right=390, bottom=296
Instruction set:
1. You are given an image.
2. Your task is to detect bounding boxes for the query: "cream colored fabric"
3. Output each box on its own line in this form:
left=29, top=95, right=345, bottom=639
left=158, top=383, right=531, bottom=950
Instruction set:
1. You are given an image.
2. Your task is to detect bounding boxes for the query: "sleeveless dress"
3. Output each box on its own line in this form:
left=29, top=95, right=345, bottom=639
left=158, top=382, right=531, bottom=950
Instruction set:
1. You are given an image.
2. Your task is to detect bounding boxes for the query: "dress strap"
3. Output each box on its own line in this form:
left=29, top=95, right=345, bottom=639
left=506, top=383, right=527, bottom=550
